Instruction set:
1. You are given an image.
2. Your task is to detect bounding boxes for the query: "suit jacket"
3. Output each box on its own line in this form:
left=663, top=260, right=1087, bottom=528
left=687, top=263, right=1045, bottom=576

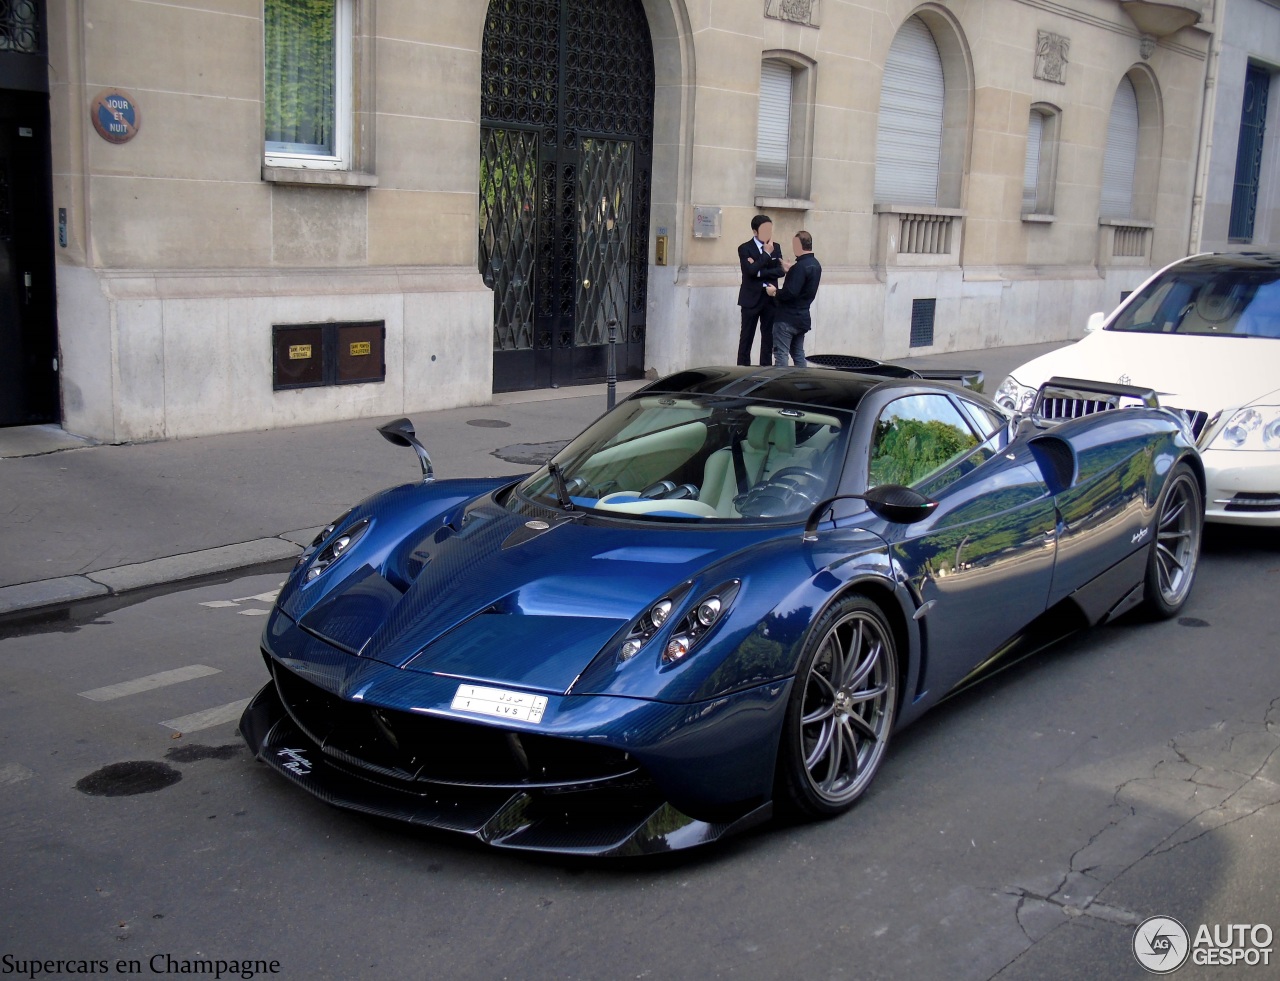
left=737, top=238, right=784, bottom=312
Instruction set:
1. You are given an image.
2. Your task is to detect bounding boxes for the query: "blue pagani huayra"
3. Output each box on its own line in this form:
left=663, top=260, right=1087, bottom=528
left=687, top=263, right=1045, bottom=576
left=241, top=360, right=1205, bottom=856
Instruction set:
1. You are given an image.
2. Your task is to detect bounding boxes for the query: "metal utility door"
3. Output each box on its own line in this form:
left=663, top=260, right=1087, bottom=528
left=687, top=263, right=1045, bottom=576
left=0, top=88, right=59, bottom=426
left=479, top=0, right=654, bottom=393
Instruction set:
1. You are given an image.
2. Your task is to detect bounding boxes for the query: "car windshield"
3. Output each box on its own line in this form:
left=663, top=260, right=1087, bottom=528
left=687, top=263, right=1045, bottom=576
left=1109, top=266, right=1280, bottom=338
left=515, top=395, right=851, bottom=521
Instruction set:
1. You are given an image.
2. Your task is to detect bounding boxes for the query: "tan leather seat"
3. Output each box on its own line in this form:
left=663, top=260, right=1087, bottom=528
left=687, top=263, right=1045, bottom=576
left=699, top=417, right=798, bottom=515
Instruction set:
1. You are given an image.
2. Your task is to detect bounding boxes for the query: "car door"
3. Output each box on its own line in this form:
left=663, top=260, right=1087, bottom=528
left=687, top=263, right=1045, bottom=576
left=867, top=394, right=1058, bottom=699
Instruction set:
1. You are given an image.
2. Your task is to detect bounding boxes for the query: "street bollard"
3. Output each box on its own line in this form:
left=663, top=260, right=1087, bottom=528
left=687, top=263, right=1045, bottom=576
left=606, top=317, right=618, bottom=410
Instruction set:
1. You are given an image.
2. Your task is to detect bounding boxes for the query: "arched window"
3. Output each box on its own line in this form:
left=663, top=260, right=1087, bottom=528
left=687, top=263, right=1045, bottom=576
left=874, top=16, right=945, bottom=206
left=1101, top=77, right=1139, bottom=219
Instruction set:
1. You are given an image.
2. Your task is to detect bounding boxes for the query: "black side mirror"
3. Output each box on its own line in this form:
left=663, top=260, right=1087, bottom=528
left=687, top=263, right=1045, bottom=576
left=803, top=485, right=938, bottom=540
left=378, top=418, right=434, bottom=482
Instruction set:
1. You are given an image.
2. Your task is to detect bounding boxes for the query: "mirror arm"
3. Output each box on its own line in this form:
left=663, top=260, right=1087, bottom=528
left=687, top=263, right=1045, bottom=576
left=802, top=494, right=868, bottom=542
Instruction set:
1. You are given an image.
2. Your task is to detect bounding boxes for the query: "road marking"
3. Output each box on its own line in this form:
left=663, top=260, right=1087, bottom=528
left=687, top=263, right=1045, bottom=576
left=161, top=699, right=251, bottom=733
left=235, top=590, right=281, bottom=604
left=199, top=600, right=240, bottom=609
left=237, top=608, right=271, bottom=617
left=0, top=763, right=34, bottom=785
left=78, top=665, right=221, bottom=702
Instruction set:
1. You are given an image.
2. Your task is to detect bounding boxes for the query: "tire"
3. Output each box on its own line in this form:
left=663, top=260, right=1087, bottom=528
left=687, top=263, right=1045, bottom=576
left=1141, top=461, right=1203, bottom=618
left=776, top=596, right=898, bottom=818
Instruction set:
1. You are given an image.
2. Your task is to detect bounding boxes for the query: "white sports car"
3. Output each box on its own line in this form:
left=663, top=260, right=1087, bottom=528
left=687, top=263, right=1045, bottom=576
left=997, top=251, right=1280, bottom=526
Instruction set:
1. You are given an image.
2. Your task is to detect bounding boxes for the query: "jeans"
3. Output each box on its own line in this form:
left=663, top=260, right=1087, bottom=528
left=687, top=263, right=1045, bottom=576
left=773, top=320, right=808, bottom=367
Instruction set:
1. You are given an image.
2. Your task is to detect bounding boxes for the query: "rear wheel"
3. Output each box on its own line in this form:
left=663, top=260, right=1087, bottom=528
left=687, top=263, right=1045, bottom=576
left=776, top=596, right=898, bottom=818
left=1142, top=462, right=1202, bottom=618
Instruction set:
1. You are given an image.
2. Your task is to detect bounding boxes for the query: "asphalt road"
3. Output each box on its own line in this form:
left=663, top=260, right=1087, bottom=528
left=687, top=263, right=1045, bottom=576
left=1, top=523, right=1278, bottom=980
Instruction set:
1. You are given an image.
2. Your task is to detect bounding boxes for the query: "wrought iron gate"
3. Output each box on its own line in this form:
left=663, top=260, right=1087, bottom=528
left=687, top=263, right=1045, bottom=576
left=479, top=0, right=654, bottom=392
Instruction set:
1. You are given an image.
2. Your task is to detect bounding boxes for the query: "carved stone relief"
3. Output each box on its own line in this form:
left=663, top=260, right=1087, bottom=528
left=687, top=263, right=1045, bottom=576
left=764, top=0, right=820, bottom=28
left=1034, top=30, right=1069, bottom=85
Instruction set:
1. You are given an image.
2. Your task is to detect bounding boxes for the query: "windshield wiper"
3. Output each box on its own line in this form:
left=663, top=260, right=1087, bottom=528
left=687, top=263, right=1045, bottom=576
left=547, top=462, right=575, bottom=511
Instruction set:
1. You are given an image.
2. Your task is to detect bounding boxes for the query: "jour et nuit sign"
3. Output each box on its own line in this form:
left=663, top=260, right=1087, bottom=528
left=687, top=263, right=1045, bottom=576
left=91, top=89, right=140, bottom=144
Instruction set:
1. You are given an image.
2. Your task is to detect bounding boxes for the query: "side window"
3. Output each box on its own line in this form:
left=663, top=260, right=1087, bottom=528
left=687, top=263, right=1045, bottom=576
left=869, top=395, right=980, bottom=489
left=264, top=0, right=353, bottom=170
left=956, top=397, right=1007, bottom=441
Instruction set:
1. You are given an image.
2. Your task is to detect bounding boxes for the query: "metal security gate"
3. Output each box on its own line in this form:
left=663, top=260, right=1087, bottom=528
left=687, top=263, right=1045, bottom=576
left=1230, top=63, right=1271, bottom=242
left=480, top=0, right=654, bottom=393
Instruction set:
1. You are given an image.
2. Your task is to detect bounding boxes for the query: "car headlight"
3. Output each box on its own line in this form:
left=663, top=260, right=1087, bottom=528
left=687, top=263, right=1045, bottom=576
left=300, top=515, right=370, bottom=581
left=996, top=375, right=1036, bottom=414
left=616, top=580, right=741, bottom=665
left=1208, top=406, right=1280, bottom=450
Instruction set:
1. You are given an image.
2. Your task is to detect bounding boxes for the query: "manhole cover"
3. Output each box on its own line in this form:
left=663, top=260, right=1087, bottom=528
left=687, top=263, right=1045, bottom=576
left=75, top=761, right=182, bottom=797
left=493, top=440, right=570, bottom=465
left=1177, top=617, right=1210, bottom=628
left=467, top=419, right=511, bottom=428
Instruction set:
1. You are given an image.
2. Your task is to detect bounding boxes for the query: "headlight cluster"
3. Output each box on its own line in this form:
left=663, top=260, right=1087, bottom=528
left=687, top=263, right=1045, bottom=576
left=995, top=376, right=1036, bottom=414
left=300, top=515, right=370, bottom=581
left=1210, top=406, right=1280, bottom=451
left=618, top=580, right=741, bottom=665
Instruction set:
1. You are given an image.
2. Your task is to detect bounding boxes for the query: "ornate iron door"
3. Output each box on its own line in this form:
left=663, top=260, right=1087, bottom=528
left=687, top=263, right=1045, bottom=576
left=1230, top=64, right=1271, bottom=242
left=480, top=0, right=654, bottom=392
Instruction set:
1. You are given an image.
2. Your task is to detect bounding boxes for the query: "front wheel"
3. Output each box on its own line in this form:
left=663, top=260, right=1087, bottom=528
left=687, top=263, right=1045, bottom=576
left=776, top=596, right=898, bottom=818
left=1141, top=461, right=1203, bottom=618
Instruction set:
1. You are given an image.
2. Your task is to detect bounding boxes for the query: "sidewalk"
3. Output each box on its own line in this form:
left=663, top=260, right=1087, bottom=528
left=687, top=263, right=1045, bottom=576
left=0, top=342, right=1068, bottom=616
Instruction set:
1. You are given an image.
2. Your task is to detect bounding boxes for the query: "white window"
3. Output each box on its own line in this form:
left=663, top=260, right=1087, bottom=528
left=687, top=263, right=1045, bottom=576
left=874, top=16, right=945, bottom=206
left=264, top=0, right=353, bottom=170
left=755, top=60, right=793, bottom=198
left=1022, top=105, right=1060, bottom=216
left=1101, top=77, right=1139, bottom=219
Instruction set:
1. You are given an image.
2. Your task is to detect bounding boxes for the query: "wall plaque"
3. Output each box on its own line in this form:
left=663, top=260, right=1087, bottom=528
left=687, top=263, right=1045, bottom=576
left=765, top=0, right=820, bottom=27
left=91, top=89, right=141, bottom=144
left=693, top=206, right=722, bottom=239
left=1034, top=32, right=1069, bottom=85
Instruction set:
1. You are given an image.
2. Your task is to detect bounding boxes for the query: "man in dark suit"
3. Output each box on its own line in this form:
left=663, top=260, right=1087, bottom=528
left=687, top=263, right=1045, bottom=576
left=736, top=214, right=787, bottom=365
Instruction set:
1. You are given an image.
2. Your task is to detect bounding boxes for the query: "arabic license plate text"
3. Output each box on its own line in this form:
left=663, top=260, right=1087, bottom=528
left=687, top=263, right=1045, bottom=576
left=450, top=684, right=548, bottom=724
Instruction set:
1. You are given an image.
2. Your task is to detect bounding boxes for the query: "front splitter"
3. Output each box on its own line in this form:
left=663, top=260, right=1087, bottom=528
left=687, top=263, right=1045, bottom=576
left=240, top=682, right=771, bottom=857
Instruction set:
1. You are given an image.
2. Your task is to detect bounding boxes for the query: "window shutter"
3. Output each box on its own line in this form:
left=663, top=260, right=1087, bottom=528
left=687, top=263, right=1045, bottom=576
left=1023, top=110, right=1044, bottom=213
left=756, top=61, right=793, bottom=197
left=1101, top=77, right=1138, bottom=219
left=874, top=17, right=945, bottom=206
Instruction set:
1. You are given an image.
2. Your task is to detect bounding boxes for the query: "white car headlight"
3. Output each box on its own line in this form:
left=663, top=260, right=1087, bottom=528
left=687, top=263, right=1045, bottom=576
left=995, top=376, right=1036, bottom=414
left=1209, top=405, right=1280, bottom=450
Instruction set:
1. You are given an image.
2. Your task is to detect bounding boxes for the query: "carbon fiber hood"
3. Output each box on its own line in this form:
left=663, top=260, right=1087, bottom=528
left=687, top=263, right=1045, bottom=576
left=295, top=503, right=767, bottom=694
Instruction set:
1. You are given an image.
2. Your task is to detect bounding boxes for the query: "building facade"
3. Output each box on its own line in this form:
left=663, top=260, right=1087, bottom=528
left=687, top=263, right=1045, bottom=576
left=3, top=0, right=1215, bottom=439
left=1193, top=0, right=1280, bottom=251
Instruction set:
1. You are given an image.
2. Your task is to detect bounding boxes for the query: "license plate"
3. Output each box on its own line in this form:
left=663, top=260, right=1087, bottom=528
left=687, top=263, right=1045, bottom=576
left=450, top=684, right=548, bottom=724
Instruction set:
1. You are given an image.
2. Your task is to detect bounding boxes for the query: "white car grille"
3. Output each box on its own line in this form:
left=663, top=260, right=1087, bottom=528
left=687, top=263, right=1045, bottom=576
left=1037, top=398, right=1208, bottom=440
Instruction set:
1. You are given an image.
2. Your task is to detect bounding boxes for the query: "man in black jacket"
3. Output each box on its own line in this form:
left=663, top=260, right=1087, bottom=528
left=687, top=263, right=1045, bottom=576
left=765, top=230, right=821, bottom=367
left=735, top=214, right=787, bottom=365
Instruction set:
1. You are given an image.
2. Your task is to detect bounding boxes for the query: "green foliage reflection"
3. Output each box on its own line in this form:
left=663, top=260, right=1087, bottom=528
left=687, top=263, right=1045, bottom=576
left=265, top=0, right=336, bottom=152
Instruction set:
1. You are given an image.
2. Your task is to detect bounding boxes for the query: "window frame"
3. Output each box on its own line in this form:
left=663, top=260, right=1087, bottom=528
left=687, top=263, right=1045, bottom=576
left=754, top=51, right=816, bottom=206
left=263, top=0, right=354, bottom=172
left=1022, top=103, right=1061, bottom=218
